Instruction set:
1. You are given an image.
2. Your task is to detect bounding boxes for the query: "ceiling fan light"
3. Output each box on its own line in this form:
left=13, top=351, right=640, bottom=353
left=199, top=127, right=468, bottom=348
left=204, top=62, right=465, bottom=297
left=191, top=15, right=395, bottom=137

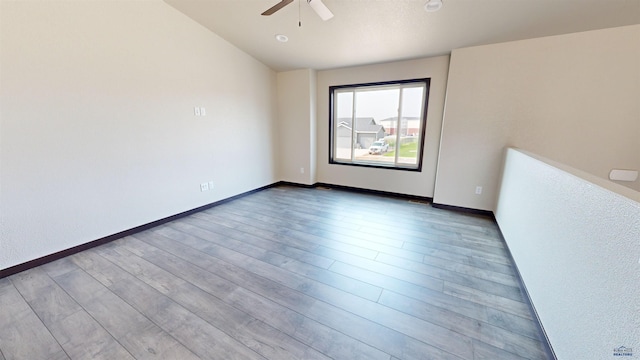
left=424, top=0, right=443, bottom=12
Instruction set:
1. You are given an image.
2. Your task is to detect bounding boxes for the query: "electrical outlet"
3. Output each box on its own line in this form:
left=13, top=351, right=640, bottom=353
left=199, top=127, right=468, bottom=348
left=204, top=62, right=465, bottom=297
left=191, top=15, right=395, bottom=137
left=208, top=181, right=214, bottom=190
left=200, top=182, right=209, bottom=192
left=201, top=107, right=206, bottom=116
left=475, top=186, right=483, bottom=195
left=194, top=107, right=201, bottom=116
left=300, top=167, right=305, bottom=174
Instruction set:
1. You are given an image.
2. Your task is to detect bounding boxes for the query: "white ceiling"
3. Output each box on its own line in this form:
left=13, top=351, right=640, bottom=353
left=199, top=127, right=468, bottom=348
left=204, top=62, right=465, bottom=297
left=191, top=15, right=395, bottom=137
left=164, top=0, right=640, bottom=72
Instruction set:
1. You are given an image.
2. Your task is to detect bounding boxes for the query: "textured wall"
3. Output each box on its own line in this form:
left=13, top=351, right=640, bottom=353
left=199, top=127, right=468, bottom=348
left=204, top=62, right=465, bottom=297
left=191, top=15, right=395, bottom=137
left=277, top=69, right=316, bottom=185
left=0, top=1, right=277, bottom=271
left=496, top=148, right=640, bottom=360
left=436, top=25, right=640, bottom=211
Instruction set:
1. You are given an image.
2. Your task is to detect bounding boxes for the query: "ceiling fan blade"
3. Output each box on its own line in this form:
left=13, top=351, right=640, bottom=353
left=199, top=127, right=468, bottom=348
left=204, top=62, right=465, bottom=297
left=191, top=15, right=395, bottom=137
left=308, top=0, right=334, bottom=21
left=261, top=0, right=294, bottom=16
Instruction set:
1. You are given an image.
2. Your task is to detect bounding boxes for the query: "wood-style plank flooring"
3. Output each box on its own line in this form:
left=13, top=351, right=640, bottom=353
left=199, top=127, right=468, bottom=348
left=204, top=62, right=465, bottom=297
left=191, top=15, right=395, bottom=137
left=0, top=186, right=550, bottom=360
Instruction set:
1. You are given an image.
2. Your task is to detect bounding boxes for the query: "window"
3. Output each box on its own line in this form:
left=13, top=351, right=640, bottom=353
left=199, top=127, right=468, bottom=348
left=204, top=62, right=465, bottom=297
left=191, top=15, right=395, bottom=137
left=329, top=79, right=429, bottom=171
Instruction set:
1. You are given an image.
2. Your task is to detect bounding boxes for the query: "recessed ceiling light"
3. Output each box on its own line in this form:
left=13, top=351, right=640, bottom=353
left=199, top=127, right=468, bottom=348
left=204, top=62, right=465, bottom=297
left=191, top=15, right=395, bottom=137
left=275, top=34, right=289, bottom=43
left=424, top=0, right=443, bottom=12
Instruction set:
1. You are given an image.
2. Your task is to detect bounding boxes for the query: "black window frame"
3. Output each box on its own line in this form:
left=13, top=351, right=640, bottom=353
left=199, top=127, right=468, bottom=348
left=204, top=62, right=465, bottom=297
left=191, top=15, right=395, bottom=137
left=328, top=78, right=430, bottom=172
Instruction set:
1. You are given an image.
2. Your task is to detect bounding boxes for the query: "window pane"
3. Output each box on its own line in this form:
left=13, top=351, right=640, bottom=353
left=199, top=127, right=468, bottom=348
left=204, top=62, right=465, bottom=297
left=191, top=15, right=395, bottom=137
left=329, top=79, right=429, bottom=171
left=397, top=86, right=424, bottom=166
left=353, top=88, right=398, bottom=165
left=334, top=91, right=353, bottom=161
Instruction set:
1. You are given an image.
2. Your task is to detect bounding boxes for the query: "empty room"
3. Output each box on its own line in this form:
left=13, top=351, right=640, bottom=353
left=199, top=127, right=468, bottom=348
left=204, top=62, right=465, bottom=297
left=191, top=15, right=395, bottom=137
left=1, top=0, right=639, bottom=359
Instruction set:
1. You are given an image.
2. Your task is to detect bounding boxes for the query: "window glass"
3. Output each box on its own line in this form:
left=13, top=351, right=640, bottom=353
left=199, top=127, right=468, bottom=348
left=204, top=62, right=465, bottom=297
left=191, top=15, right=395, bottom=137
left=330, top=79, right=429, bottom=171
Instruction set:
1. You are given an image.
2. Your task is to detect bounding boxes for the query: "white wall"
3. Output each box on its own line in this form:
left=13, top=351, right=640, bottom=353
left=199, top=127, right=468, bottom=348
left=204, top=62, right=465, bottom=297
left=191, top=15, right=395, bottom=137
left=0, top=0, right=278, bottom=271
left=277, top=69, right=316, bottom=185
left=496, top=148, right=640, bottom=360
left=316, top=56, right=450, bottom=197
left=436, top=25, right=640, bottom=211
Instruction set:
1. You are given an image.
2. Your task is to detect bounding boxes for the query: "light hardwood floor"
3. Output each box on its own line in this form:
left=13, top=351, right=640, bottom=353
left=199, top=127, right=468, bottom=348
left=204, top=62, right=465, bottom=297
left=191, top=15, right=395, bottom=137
left=0, top=185, right=550, bottom=360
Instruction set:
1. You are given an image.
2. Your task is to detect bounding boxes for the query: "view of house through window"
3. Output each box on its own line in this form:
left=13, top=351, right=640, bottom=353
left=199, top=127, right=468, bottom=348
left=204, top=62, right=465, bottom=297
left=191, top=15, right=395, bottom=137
left=330, top=79, right=429, bottom=170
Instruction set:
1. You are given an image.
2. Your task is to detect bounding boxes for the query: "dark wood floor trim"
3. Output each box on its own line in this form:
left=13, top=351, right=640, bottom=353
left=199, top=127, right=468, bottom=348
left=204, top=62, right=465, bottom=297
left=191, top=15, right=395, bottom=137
left=2, top=181, right=429, bottom=279
left=277, top=181, right=316, bottom=189
left=0, top=183, right=279, bottom=279
left=432, top=201, right=555, bottom=359
left=496, top=224, right=558, bottom=360
left=432, top=202, right=494, bottom=218
left=281, top=181, right=433, bottom=203
left=2, top=179, right=554, bottom=360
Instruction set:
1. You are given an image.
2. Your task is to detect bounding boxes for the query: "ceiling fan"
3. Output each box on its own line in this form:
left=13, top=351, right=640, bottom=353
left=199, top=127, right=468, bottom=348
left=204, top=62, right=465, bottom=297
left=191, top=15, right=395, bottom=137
left=262, top=0, right=334, bottom=21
